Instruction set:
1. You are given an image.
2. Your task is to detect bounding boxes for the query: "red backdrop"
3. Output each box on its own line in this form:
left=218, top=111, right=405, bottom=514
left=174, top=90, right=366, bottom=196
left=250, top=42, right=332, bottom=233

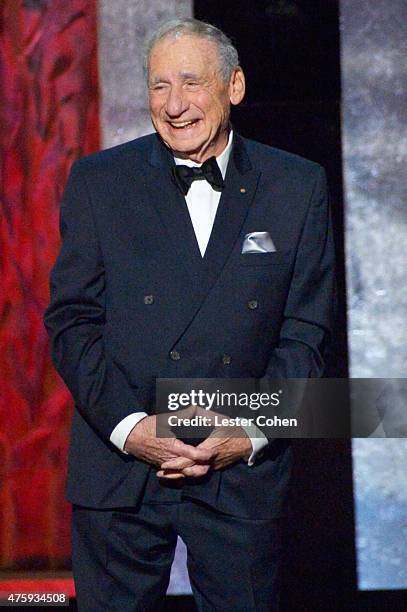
left=0, top=0, right=100, bottom=569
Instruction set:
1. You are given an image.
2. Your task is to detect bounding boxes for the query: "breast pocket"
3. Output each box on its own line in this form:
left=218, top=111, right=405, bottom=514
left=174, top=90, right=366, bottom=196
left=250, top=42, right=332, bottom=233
left=239, top=249, right=292, bottom=267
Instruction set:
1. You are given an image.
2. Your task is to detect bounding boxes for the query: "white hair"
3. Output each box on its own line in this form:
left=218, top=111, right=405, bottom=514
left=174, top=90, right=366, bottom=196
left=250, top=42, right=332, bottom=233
left=143, top=18, right=239, bottom=82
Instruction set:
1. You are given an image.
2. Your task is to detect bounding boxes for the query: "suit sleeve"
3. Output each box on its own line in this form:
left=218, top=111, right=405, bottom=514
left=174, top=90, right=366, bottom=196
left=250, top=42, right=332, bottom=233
left=43, top=160, right=143, bottom=443
left=260, top=166, right=336, bottom=436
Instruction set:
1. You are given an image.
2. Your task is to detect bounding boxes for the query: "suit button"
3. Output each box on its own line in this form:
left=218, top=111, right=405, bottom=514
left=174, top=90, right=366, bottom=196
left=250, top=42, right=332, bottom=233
left=169, top=350, right=181, bottom=361
left=144, top=295, right=154, bottom=305
left=247, top=300, right=258, bottom=310
left=222, top=354, right=232, bottom=365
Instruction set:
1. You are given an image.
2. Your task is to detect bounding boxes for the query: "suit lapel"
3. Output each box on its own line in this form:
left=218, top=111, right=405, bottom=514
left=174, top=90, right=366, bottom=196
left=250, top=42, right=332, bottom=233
left=201, top=133, right=261, bottom=294
left=146, top=134, right=205, bottom=285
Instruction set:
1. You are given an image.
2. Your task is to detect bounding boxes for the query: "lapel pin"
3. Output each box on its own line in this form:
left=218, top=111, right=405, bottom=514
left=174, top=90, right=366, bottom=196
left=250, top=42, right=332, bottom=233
left=240, top=187, right=246, bottom=193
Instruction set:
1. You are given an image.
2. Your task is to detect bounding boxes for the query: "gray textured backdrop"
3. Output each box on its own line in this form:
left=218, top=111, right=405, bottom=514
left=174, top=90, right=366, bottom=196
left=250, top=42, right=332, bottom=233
left=340, top=0, right=407, bottom=590
left=98, top=0, right=192, bottom=147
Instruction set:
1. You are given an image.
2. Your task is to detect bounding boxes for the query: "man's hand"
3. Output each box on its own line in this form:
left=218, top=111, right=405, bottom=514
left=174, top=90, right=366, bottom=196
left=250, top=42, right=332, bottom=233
left=157, top=420, right=252, bottom=478
left=124, top=414, right=212, bottom=477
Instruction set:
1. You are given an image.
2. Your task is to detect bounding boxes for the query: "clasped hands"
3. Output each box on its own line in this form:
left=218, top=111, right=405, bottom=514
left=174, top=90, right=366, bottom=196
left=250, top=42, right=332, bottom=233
left=124, top=405, right=252, bottom=479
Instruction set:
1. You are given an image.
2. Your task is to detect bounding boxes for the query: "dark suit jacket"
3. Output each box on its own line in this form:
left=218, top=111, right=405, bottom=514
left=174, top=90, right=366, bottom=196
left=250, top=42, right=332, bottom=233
left=44, top=131, right=336, bottom=519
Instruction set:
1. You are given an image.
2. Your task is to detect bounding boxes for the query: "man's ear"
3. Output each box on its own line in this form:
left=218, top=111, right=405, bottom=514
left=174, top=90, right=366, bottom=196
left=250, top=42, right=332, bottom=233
left=229, top=67, right=246, bottom=106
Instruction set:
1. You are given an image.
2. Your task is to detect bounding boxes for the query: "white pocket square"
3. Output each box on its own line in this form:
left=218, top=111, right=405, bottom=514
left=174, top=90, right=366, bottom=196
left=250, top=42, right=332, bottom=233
left=242, top=232, right=277, bottom=254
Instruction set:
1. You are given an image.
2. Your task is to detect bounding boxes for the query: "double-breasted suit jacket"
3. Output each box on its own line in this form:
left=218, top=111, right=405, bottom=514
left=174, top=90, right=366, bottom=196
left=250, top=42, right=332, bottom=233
left=44, top=131, right=336, bottom=519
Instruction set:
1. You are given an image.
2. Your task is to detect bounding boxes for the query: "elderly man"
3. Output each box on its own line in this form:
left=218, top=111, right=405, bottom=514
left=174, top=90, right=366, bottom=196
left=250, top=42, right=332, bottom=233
left=44, top=17, right=335, bottom=612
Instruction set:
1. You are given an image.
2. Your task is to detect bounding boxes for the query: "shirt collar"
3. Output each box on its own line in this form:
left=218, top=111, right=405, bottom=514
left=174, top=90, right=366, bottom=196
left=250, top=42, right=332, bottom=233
left=173, top=130, right=233, bottom=180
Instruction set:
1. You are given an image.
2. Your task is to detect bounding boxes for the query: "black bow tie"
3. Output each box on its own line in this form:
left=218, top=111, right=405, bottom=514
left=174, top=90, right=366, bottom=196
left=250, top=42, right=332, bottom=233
left=172, top=156, right=224, bottom=196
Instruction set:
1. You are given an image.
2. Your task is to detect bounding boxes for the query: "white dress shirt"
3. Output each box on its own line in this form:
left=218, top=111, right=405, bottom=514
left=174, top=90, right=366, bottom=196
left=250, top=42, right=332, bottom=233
left=110, top=130, right=268, bottom=465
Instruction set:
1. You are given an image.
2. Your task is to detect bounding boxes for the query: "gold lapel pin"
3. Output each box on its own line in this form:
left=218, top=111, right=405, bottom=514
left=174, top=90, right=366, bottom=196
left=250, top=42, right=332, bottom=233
left=240, top=187, right=246, bottom=193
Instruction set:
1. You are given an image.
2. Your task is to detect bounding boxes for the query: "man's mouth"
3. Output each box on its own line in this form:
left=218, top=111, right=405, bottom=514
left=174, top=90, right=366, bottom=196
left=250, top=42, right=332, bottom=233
left=167, top=119, right=200, bottom=130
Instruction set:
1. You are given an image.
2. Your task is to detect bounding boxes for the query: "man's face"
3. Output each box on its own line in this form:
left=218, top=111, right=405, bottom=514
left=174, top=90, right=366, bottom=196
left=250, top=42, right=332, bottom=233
left=148, top=34, right=245, bottom=162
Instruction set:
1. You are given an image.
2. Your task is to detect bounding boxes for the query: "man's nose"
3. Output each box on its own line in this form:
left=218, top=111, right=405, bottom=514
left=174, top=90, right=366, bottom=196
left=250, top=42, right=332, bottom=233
left=165, top=86, right=188, bottom=117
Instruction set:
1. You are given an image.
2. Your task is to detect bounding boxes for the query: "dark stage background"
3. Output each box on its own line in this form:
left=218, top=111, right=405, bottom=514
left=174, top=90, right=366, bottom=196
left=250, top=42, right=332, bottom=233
left=195, top=1, right=355, bottom=610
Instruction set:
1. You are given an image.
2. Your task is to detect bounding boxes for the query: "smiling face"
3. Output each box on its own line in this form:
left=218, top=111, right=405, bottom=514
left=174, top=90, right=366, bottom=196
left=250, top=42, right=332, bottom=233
left=147, top=33, right=245, bottom=162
